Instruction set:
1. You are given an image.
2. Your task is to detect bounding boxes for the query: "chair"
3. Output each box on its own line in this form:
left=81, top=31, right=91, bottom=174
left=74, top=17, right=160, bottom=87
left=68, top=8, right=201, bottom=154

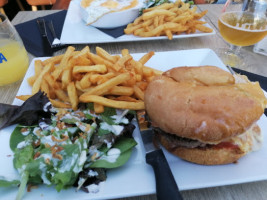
left=51, top=0, right=70, bottom=10
left=0, top=0, right=8, bottom=15
left=26, top=0, right=56, bottom=11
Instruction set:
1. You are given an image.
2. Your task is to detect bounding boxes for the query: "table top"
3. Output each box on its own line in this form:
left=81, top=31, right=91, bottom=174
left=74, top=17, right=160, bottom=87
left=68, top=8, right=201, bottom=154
left=1, top=3, right=267, bottom=200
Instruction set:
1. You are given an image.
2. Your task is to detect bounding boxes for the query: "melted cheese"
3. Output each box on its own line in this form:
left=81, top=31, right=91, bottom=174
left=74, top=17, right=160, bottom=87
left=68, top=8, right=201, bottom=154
left=227, top=123, right=263, bottom=153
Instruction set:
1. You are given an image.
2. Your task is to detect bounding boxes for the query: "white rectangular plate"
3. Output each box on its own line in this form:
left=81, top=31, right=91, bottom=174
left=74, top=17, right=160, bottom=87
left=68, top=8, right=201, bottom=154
left=60, top=0, right=215, bottom=44
left=1, top=49, right=267, bottom=200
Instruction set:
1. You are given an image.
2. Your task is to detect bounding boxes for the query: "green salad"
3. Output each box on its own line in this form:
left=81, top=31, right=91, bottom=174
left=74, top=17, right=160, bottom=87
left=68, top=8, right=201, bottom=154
left=140, top=0, right=194, bottom=14
left=0, top=102, right=137, bottom=200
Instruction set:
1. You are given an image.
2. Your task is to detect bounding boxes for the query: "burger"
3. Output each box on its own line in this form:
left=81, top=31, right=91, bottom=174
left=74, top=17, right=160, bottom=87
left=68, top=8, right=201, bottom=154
left=144, top=66, right=267, bottom=165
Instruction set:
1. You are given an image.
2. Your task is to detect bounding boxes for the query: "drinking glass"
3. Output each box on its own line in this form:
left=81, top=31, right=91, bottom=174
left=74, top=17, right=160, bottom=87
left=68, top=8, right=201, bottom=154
left=0, top=13, right=29, bottom=86
left=217, top=1, right=267, bottom=68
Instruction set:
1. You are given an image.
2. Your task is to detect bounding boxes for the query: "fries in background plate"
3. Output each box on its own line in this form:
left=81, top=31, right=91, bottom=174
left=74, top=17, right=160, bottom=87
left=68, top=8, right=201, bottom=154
left=124, top=0, right=213, bottom=40
left=17, top=46, right=162, bottom=112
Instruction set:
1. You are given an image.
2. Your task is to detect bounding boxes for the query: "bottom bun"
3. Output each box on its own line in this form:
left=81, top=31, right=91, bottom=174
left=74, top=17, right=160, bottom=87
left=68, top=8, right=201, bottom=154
left=157, top=133, right=246, bottom=165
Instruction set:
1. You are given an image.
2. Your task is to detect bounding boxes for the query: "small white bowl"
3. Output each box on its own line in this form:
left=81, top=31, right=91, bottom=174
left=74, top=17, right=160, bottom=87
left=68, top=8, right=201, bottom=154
left=90, top=8, right=140, bottom=29
left=80, top=0, right=143, bottom=29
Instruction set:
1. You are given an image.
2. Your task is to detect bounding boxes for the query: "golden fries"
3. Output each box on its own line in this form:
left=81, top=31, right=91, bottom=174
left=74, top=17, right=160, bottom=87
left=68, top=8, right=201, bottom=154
left=124, top=0, right=213, bottom=40
left=23, top=46, right=163, bottom=112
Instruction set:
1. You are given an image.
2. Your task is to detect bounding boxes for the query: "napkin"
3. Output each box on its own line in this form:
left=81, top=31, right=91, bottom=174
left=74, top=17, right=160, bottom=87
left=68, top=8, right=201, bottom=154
left=97, top=25, right=127, bottom=38
left=232, top=67, right=267, bottom=117
left=15, top=10, right=67, bottom=57
left=15, top=10, right=126, bottom=57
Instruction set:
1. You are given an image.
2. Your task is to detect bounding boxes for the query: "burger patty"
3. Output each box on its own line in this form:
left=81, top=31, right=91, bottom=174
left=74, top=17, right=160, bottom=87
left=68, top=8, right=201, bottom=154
left=154, top=127, right=207, bottom=149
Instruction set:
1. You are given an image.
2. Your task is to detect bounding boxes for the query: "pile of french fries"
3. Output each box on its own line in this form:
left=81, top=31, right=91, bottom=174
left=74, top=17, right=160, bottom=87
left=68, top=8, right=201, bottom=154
left=124, top=0, right=213, bottom=40
left=17, top=46, right=162, bottom=113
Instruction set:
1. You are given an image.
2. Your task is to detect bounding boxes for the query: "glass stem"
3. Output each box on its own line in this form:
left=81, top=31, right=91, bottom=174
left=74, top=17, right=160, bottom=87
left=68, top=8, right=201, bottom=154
left=229, top=44, right=242, bottom=54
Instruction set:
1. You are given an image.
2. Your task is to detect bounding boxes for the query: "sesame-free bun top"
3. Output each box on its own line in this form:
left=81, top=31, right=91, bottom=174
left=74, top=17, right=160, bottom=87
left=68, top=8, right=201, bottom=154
left=144, top=66, right=267, bottom=144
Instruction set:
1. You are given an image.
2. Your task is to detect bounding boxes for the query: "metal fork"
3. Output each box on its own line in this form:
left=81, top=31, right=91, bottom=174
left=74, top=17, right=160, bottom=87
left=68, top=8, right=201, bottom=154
left=47, top=20, right=61, bottom=48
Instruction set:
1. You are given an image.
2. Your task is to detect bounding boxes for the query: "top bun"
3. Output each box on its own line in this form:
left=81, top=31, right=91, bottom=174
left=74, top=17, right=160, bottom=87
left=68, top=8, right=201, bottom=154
left=144, top=66, right=267, bottom=143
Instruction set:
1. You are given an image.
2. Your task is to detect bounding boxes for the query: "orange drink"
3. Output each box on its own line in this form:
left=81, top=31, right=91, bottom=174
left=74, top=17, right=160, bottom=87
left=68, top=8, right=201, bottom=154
left=0, top=39, right=29, bottom=86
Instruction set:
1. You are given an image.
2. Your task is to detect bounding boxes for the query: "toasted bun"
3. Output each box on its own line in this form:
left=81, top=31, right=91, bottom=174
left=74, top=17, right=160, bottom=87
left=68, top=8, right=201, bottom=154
left=145, top=66, right=267, bottom=143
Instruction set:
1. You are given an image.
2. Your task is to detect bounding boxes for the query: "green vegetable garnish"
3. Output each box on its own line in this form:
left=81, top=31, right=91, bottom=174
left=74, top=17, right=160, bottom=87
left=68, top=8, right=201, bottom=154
left=1, top=104, right=137, bottom=200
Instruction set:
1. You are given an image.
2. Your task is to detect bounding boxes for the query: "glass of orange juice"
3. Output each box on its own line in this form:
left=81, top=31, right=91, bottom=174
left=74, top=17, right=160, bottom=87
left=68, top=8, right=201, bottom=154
left=217, top=2, right=267, bottom=68
left=0, top=13, right=29, bottom=86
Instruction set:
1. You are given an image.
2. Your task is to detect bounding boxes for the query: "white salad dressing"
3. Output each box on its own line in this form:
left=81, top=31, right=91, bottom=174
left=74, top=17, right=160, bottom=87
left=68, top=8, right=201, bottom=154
left=78, top=150, right=87, bottom=166
left=112, top=109, right=129, bottom=124
left=39, top=121, right=50, bottom=130
left=88, top=170, right=98, bottom=177
left=43, top=102, right=52, bottom=112
left=100, top=148, right=121, bottom=163
left=86, top=183, right=100, bottom=193
left=59, top=153, right=79, bottom=173
left=17, top=141, right=30, bottom=149
left=60, top=113, right=81, bottom=122
left=21, top=129, right=30, bottom=136
left=39, top=162, right=51, bottom=185
left=100, top=122, right=124, bottom=136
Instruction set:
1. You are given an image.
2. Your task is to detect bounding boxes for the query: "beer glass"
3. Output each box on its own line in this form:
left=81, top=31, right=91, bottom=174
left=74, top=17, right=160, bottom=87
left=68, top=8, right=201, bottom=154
left=217, top=1, right=267, bottom=68
left=0, top=13, right=29, bottom=86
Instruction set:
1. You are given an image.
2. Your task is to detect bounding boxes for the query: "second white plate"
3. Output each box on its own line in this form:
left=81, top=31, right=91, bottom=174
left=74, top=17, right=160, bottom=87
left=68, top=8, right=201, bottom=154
left=60, top=0, right=215, bottom=44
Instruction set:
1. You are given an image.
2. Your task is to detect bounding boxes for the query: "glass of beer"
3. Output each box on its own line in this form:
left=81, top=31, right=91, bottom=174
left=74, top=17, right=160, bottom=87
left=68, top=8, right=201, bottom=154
left=0, top=13, right=29, bottom=86
left=217, top=3, right=267, bottom=68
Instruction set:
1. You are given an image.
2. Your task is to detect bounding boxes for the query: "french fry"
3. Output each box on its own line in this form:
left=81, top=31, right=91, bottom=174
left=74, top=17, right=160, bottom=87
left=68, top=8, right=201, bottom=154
left=113, top=96, right=138, bottom=102
left=67, top=82, right=79, bottom=110
left=195, top=24, right=213, bottom=33
left=79, top=95, right=145, bottom=110
left=27, top=60, right=43, bottom=86
left=42, top=54, right=64, bottom=65
left=143, top=66, right=163, bottom=75
left=94, top=103, right=105, bottom=113
left=143, top=3, right=173, bottom=12
left=88, top=52, right=114, bottom=69
left=25, top=46, right=161, bottom=111
left=124, top=0, right=212, bottom=40
left=52, top=46, right=75, bottom=80
left=55, top=89, right=70, bottom=103
left=40, top=79, right=50, bottom=97
left=106, top=86, right=134, bottom=96
left=73, top=64, right=107, bottom=74
left=43, top=73, right=60, bottom=89
left=142, top=9, right=176, bottom=20
left=32, top=63, right=54, bottom=94
left=133, top=85, right=145, bottom=100
left=16, top=95, right=32, bottom=101
left=96, top=46, right=118, bottom=63
left=121, top=49, right=129, bottom=57
left=113, top=54, right=132, bottom=71
left=49, top=99, right=71, bottom=108
left=61, top=69, right=72, bottom=89
left=139, top=51, right=155, bottom=65
left=73, top=46, right=90, bottom=59
left=79, top=73, right=131, bottom=96
left=80, top=73, right=92, bottom=89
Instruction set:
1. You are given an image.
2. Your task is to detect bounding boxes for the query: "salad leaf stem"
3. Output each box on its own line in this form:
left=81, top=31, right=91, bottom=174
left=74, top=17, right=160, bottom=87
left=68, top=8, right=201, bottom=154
left=16, top=171, right=29, bottom=200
